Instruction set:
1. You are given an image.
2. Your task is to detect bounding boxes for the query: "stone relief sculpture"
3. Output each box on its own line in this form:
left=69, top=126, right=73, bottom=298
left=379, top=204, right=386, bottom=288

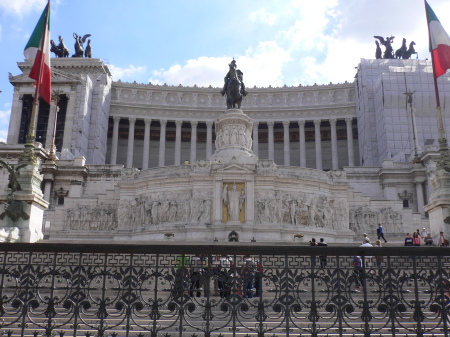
left=116, top=190, right=213, bottom=229
left=255, top=190, right=348, bottom=230
left=349, top=206, right=402, bottom=233
left=65, top=203, right=118, bottom=231
left=223, top=183, right=245, bottom=222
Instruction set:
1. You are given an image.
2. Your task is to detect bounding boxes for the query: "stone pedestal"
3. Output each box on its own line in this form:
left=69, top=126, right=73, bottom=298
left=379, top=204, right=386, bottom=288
left=0, top=163, right=49, bottom=243
left=424, top=169, right=450, bottom=236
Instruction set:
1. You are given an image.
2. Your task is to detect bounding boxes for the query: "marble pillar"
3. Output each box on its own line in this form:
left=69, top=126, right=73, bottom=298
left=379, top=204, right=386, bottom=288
left=330, top=118, right=338, bottom=170
left=142, top=118, right=151, bottom=170
left=268, top=121, right=275, bottom=161
left=283, top=121, right=290, bottom=166
left=174, top=120, right=182, bottom=166
left=190, top=121, right=198, bottom=163
left=206, top=121, right=213, bottom=159
left=314, top=119, right=322, bottom=170
left=126, top=117, right=136, bottom=168
left=298, top=120, right=306, bottom=168
left=252, top=121, right=259, bottom=157
left=159, top=119, right=167, bottom=167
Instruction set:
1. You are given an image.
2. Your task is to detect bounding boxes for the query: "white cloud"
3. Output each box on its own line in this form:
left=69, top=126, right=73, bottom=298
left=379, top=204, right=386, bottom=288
left=0, top=0, right=48, bottom=16
left=149, top=41, right=291, bottom=88
left=249, top=8, right=277, bottom=26
left=108, top=64, right=147, bottom=81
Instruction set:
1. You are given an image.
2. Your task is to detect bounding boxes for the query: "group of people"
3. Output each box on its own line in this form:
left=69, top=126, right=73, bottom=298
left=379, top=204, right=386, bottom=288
left=404, top=228, right=448, bottom=247
left=174, top=254, right=264, bottom=299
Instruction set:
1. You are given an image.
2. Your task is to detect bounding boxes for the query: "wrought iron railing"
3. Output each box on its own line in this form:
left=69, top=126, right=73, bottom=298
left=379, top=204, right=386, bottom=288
left=0, top=243, right=448, bottom=337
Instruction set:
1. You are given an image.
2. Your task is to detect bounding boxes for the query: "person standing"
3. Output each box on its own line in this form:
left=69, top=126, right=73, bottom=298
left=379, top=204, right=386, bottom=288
left=310, top=238, right=317, bottom=267
left=373, top=240, right=383, bottom=269
left=363, top=233, right=371, bottom=244
left=352, top=256, right=364, bottom=289
left=413, top=232, right=421, bottom=246
left=376, top=224, right=388, bottom=243
left=318, top=238, right=327, bottom=268
left=421, top=228, right=428, bottom=241
left=438, top=231, right=448, bottom=247
left=424, top=233, right=433, bottom=246
left=404, top=233, right=413, bottom=246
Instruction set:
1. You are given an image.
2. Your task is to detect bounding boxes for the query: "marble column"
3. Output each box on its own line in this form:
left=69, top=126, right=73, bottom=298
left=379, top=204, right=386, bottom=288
left=43, top=180, right=52, bottom=202
left=298, top=120, right=306, bottom=168
left=142, top=118, right=151, bottom=170
left=190, top=121, right=198, bottom=163
left=268, top=121, right=275, bottom=161
left=126, top=117, right=136, bottom=168
left=206, top=121, right=213, bottom=158
left=45, top=102, right=57, bottom=149
left=174, top=120, right=182, bottom=166
left=6, top=89, right=23, bottom=144
left=314, top=119, right=322, bottom=170
left=158, top=119, right=167, bottom=167
left=415, top=179, right=425, bottom=216
left=252, top=121, right=259, bottom=157
left=345, top=118, right=355, bottom=166
left=110, top=117, right=120, bottom=165
left=283, top=121, right=290, bottom=166
left=330, top=118, right=338, bottom=170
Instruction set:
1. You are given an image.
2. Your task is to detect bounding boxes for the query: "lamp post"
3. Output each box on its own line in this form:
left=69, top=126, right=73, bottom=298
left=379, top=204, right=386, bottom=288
left=403, top=90, right=420, bottom=163
left=47, top=89, right=61, bottom=162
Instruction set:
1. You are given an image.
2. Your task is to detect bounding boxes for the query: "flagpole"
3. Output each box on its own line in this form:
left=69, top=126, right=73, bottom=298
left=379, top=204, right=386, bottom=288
left=20, top=0, right=50, bottom=165
left=425, top=0, right=450, bottom=167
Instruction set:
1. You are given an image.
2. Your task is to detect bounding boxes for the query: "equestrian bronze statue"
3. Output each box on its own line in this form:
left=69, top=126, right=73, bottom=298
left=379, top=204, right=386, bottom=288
left=220, top=59, right=248, bottom=109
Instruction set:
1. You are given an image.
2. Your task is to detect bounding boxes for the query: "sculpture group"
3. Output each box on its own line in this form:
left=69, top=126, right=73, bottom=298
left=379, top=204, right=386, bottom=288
left=374, top=36, right=416, bottom=59
left=50, top=33, right=92, bottom=58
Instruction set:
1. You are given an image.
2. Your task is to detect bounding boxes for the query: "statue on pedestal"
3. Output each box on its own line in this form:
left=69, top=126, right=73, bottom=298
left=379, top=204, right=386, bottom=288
left=220, top=59, right=248, bottom=109
left=223, top=183, right=245, bottom=222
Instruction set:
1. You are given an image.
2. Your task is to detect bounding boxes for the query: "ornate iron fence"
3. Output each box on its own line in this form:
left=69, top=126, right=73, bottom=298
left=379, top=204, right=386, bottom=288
left=0, top=243, right=449, bottom=337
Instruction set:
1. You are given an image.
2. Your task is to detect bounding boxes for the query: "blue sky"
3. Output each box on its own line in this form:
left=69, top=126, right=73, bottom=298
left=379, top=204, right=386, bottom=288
left=0, top=0, right=449, bottom=143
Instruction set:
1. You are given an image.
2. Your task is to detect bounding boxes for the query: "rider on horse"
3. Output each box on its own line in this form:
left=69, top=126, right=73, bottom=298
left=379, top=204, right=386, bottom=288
left=220, top=59, right=248, bottom=97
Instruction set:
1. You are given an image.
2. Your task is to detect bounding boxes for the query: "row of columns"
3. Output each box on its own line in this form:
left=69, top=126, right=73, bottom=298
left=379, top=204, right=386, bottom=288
left=109, top=117, right=356, bottom=170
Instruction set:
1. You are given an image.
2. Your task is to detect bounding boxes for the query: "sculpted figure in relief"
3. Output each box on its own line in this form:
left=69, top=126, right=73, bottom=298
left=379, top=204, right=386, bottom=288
left=223, top=183, right=245, bottom=221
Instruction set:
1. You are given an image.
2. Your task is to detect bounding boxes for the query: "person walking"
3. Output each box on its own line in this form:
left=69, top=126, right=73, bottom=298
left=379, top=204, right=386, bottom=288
left=376, top=224, right=388, bottom=243
left=373, top=240, right=383, bottom=269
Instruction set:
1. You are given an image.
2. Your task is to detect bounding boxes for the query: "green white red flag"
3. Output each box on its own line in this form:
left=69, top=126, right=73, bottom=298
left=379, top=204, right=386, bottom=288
left=24, top=2, right=51, bottom=104
left=426, top=1, right=450, bottom=78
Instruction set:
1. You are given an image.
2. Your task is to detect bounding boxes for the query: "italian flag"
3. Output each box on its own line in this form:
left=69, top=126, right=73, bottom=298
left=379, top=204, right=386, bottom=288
left=24, top=2, right=52, bottom=104
left=426, top=1, right=450, bottom=78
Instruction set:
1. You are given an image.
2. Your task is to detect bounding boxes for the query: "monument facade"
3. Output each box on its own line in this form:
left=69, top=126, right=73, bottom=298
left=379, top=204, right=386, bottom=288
left=1, top=56, right=447, bottom=243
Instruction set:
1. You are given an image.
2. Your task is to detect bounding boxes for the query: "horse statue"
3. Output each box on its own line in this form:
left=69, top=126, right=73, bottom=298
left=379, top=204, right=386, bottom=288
left=50, top=40, right=63, bottom=57
left=395, top=38, right=407, bottom=59
left=403, top=41, right=417, bottom=59
left=220, top=59, right=248, bottom=109
left=72, top=33, right=91, bottom=58
left=58, top=36, right=70, bottom=58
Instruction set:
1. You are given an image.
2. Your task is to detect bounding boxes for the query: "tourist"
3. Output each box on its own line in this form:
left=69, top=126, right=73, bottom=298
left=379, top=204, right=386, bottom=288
left=352, top=255, right=364, bottom=289
left=437, top=231, right=448, bottom=247
left=189, top=254, right=202, bottom=297
left=310, top=238, right=317, bottom=267
left=242, top=255, right=255, bottom=298
left=363, top=233, right=371, bottom=244
left=254, top=259, right=264, bottom=297
left=360, top=237, right=373, bottom=268
left=317, top=238, right=327, bottom=268
left=412, top=232, right=421, bottom=246
left=404, top=233, right=413, bottom=246
left=421, top=227, right=428, bottom=241
left=425, top=233, right=433, bottom=246
left=376, top=224, right=388, bottom=243
left=374, top=240, right=383, bottom=269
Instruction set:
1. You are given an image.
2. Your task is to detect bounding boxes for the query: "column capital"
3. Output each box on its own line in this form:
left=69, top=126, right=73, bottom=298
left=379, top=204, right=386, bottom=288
left=313, top=119, right=321, bottom=126
left=267, top=121, right=275, bottom=128
left=253, top=121, right=259, bottom=127
left=190, top=120, right=198, bottom=127
left=144, top=118, right=152, bottom=125
left=329, top=118, right=337, bottom=126
left=129, top=117, right=136, bottom=124
left=113, top=116, right=121, bottom=123
left=160, top=119, right=167, bottom=126
left=175, top=120, right=183, bottom=126
left=298, top=120, right=305, bottom=127
left=206, top=120, right=213, bottom=127
left=345, top=117, right=353, bottom=124
left=282, top=121, right=290, bottom=128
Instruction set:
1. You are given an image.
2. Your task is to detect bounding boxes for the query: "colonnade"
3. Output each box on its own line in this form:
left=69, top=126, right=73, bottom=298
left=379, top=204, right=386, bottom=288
left=109, top=117, right=356, bottom=170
